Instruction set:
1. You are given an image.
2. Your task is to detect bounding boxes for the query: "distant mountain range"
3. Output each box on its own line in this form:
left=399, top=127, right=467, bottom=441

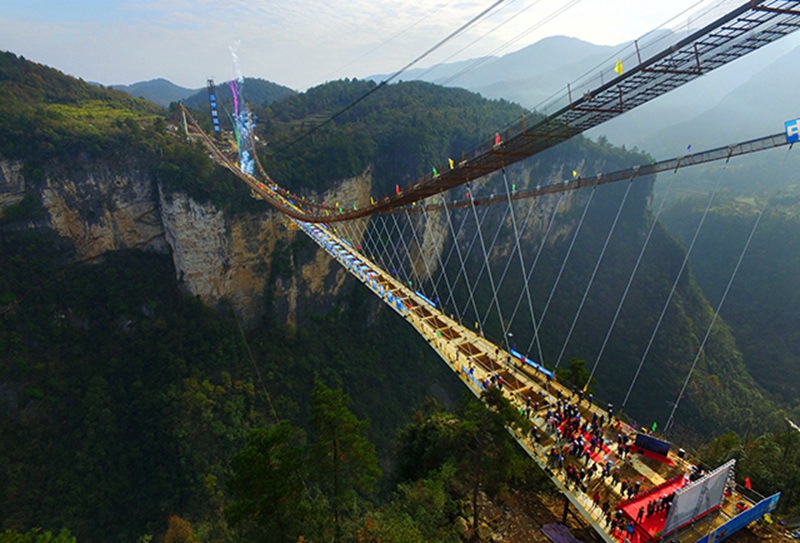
left=111, top=77, right=295, bottom=110
left=110, top=78, right=200, bottom=107
left=180, top=77, right=295, bottom=110
left=371, top=32, right=799, bottom=160
left=371, top=35, right=618, bottom=110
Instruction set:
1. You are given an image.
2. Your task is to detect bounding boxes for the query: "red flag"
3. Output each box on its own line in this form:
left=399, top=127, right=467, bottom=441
left=396, top=184, right=400, bottom=194
left=745, top=477, right=752, bottom=489
left=495, top=132, right=501, bottom=145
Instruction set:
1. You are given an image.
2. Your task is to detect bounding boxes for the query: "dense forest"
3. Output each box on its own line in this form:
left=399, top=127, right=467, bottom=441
left=1, top=51, right=799, bottom=542
left=661, top=190, right=800, bottom=411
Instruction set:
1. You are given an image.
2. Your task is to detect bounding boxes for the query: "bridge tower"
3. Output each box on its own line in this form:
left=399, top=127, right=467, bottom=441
left=206, top=78, right=222, bottom=139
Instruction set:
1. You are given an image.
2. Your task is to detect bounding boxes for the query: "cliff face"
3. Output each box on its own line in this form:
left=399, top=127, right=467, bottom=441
left=0, top=147, right=775, bottom=436
left=0, top=156, right=372, bottom=326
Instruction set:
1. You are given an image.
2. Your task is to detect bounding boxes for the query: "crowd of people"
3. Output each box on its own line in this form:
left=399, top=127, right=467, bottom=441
left=460, top=346, right=703, bottom=543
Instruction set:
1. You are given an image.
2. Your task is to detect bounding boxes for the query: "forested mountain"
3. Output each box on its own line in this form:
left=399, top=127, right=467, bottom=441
left=110, top=78, right=201, bottom=107
left=1, top=50, right=798, bottom=542
left=182, top=77, right=294, bottom=113
left=661, top=190, right=800, bottom=407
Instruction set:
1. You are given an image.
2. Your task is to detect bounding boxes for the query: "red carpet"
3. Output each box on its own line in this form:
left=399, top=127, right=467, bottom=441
left=555, top=421, right=613, bottom=464
left=615, top=475, right=687, bottom=542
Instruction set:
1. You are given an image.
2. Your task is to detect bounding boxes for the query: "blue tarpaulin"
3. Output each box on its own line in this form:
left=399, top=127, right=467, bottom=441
left=414, top=291, right=437, bottom=308
left=462, top=366, right=486, bottom=390
left=634, top=433, right=671, bottom=457
left=694, top=493, right=780, bottom=543
left=510, top=349, right=554, bottom=378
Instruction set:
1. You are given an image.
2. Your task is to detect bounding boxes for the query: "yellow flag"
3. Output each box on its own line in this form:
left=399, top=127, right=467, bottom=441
left=614, top=59, right=623, bottom=76
left=449, top=158, right=455, bottom=169
left=572, top=170, right=578, bottom=178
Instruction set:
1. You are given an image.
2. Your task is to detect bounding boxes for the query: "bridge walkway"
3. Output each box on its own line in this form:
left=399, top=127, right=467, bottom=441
left=297, top=219, right=707, bottom=543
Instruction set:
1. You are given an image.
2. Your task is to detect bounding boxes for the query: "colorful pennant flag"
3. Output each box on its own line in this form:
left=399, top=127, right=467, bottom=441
left=614, top=59, right=623, bottom=76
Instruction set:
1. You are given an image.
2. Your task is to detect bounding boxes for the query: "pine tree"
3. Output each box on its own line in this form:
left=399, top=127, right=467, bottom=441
left=309, top=380, right=381, bottom=543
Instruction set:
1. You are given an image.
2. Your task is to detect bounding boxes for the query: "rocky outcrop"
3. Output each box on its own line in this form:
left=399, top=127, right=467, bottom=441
left=40, top=163, right=168, bottom=258
left=158, top=187, right=288, bottom=324
left=0, top=156, right=378, bottom=327
left=0, top=161, right=27, bottom=211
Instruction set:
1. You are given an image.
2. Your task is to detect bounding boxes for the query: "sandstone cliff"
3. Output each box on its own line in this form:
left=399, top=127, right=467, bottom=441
left=0, top=156, right=374, bottom=327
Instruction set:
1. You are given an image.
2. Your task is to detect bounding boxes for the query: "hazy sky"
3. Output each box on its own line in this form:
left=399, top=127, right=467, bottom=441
left=0, top=0, right=780, bottom=90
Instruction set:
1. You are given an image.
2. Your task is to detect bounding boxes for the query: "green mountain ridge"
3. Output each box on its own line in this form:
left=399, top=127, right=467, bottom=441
left=110, top=78, right=201, bottom=107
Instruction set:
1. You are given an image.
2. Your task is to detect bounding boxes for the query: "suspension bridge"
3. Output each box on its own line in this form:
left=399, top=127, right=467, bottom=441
left=179, top=1, right=798, bottom=541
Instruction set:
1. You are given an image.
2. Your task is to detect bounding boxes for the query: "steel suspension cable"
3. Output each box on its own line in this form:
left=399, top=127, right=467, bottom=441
left=459, top=199, right=509, bottom=329
left=467, top=181, right=510, bottom=346
left=361, top=219, right=386, bottom=266
left=474, top=204, right=513, bottom=329
left=443, top=196, right=485, bottom=331
left=527, top=186, right=598, bottom=365
left=432, top=199, right=473, bottom=320
left=484, top=183, right=540, bottom=311
left=476, top=182, right=532, bottom=328
left=414, top=0, right=547, bottom=82
left=440, top=0, right=586, bottom=87
left=353, top=219, right=372, bottom=254
left=454, top=203, right=493, bottom=327
left=590, top=175, right=678, bottom=395
left=375, top=215, right=403, bottom=282
left=665, top=199, right=768, bottom=434
left=404, top=209, right=445, bottom=305
left=621, top=174, right=724, bottom=409
left=391, top=213, right=423, bottom=289
left=385, top=215, right=413, bottom=286
left=556, top=178, right=633, bottom=376
left=498, top=169, right=541, bottom=356
left=275, top=0, right=509, bottom=152
left=507, top=191, right=567, bottom=365
left=421, top=201, right=461, bottom=319
left=370, top=216, right=398, bottom=275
